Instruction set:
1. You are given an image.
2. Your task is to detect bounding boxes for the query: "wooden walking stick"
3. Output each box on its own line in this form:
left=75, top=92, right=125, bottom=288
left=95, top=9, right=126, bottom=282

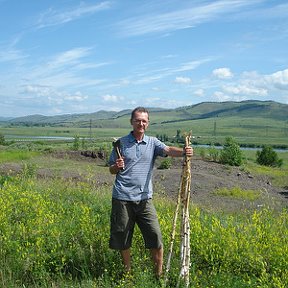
left=164, top=132, right=192, bottom=288
left=178, top=133, right=192, bottom=287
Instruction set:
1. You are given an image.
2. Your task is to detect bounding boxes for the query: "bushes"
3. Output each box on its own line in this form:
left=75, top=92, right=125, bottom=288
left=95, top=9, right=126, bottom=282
left=256, top=145, right=283, bottom=167
left=197, top=137, right=243, bottom=166
left=158, top=158, right=172, bottom=170
left=0, top=176, right=288, bottom=287
left=0, top=133, right=5, bottom=145
left=0, top=178, right=115, bottom=286
left=219, top=137, right=243, bottom=166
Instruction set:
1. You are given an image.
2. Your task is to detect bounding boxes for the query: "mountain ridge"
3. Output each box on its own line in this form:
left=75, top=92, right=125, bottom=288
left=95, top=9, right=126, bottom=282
left=2, top=100, right=287, bottom=127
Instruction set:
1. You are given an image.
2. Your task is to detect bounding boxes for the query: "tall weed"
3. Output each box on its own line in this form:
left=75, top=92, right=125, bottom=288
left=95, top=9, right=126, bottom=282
left=0, top=177, right=287, bottom=287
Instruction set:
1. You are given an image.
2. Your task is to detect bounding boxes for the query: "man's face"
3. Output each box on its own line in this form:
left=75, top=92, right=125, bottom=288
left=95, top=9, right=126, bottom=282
left=131, top=111, right=149, bottom=133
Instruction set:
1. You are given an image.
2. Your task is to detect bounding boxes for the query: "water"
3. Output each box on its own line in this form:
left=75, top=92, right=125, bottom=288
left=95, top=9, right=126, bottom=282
left=194, top=144, right=287, bottom=152
left=5, top=135, right=287, bottom=152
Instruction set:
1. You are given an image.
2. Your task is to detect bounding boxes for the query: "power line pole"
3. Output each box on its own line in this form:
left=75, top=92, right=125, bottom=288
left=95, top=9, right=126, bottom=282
left=89, top=119, right=92, bottom=142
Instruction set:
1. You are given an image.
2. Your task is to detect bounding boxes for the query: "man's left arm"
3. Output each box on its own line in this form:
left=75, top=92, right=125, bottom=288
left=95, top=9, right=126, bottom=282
left=164, top=145, right=193, bottom=157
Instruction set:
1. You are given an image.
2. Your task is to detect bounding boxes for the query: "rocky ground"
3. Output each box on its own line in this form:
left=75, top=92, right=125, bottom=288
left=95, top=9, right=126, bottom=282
left=1, top=151, right=287, bottom=212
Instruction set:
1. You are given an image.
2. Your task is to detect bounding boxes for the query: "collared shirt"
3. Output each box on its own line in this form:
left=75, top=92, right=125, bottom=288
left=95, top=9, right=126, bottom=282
left=109, top=132, right=167, bottom=201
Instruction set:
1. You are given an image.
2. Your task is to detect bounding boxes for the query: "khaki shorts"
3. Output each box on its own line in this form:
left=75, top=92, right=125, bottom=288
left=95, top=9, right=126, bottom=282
left=109, top=198, right=163, bottom=250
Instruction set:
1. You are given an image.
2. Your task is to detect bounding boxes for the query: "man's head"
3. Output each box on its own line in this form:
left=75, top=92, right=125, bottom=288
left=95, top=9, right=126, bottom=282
left=130, top=107, right=149, bottom=134
left=130, top=107, right=149, bottom=122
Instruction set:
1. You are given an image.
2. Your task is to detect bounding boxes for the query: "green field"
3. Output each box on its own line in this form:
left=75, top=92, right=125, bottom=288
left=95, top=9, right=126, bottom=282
left=0, top=101, right=287, bottom=286
left=1, top=116, right=287, bottom=148
left=1, top=100, right=287, bottom=148
left=0, top=145, right=287, bottom=287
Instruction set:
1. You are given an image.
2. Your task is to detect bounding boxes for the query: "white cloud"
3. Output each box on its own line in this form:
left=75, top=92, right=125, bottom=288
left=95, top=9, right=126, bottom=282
left=117, top=0, right=257, bottom=37
left=266, top=69, right=288, bottom=90
left=0, top=47, right=27, bottom=63
left=194, top=89, right=204, bottom=96
left=176, top=59, right=210, bottom=72
left=151, top=87, right=162, bottom=92
left=64, top=92, right=88, bottom=102
left=209, top=68, right=288, bottom=103
left=175, top=76, right=192, bottom=84
left=143, top=97, right=162, bottom=105
left=23, top=84, right=53, bottom=97
left=37, top=2, right=111, bottom=29
left=134, top=58, right=211, bottom=85
left=101, top=94, right=123, bottom=102
left=213, top=67, right=234, bottom=79
left=47, top=47, right=92, bottom=70
left=243, top=69, right=288, bottom=91
left=22, top=84, right=88, bottom=103
left=223, top=84, right=267, bottom=96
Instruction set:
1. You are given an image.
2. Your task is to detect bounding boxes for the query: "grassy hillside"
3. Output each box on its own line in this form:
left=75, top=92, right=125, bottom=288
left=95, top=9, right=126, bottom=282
left=1, top=100, right=287, bottom=147
left=4, top=100, right=287, bottom=126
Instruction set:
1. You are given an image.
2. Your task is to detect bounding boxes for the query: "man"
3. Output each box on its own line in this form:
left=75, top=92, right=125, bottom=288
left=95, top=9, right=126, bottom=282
left=108, top=107, right=193, bottom=278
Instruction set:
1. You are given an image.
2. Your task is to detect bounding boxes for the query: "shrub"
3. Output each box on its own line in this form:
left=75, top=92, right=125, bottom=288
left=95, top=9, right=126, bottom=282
left=219, top=137, right=243, bottom=166
left=199, top=148, right=206, bottom=160
left=208, top=146, right=219, bottom=162
left=72, top=135, right=80, bottom=150
left=256, top=145, right=283, bottom=167
left=158, top=158, right=172, bottom=169
left=0, top=133, right=5, bottom=145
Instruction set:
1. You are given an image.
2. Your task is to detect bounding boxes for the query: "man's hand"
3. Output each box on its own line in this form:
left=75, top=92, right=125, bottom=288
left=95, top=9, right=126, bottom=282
left=115, top=157, right=125, bottom=170
left=109, top=157, right=125, bottom=174
left=184, top=146, right=193, bottom=157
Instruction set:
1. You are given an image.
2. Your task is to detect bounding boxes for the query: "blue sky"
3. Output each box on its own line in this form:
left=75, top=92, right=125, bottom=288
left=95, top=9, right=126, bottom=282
left=0, top=0, right=288, bottom=117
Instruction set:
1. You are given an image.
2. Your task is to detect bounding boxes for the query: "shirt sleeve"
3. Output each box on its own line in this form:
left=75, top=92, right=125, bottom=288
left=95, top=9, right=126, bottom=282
left=153, top=137, right=168, bottom=157
left=108, top=148, right=117, bottom=166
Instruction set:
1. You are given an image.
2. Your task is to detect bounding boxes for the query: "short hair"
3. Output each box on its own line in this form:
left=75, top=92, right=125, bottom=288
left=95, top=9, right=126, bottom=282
left=130, top=107, right=149, bottom=120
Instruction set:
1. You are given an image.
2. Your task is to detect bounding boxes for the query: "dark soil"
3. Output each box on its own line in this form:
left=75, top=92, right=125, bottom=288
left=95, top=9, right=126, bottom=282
left=1, top=151, right=287, bottom=212
left=154, top=157, right=288, bottom=212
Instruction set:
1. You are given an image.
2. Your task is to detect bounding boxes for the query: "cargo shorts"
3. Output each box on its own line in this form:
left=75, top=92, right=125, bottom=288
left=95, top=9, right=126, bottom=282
left=109, top=198, right=163, bottom=250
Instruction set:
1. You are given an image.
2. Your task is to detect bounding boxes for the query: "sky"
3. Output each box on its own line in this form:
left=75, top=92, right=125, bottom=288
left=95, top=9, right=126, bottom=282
left=0, top=0, right=288, bottom=118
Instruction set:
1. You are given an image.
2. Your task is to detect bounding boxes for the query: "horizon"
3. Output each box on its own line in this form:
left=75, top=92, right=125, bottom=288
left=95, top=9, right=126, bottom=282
left=0, top=99, right=285, bottom=120
left=1, top=1, right=288, bottom=117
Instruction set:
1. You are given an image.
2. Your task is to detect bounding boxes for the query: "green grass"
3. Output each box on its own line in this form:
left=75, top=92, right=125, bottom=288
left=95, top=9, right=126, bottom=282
left=213, top=187, right=261, bottom=201
left=242, top=150, right=288, bottom=188
left=0, top=147, right=287, bottom=287
left=1, top=113, right=288, bottom=147
left=1, top=126, right=130, bottom=139
left=0, top=173, right=287, bottom=287
left=245, top=162, right=288, bottom=188
left=0, top=150, right=40, bottom=163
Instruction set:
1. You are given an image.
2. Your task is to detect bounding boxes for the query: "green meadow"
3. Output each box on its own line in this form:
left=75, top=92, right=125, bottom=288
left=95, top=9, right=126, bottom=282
left=1, top=100, right=287, bottom=148
left=1, top=100, right=288, bottom=286
left=2, top=113, right=287, bottom=148
left=0, top=144, right=287, bottom=287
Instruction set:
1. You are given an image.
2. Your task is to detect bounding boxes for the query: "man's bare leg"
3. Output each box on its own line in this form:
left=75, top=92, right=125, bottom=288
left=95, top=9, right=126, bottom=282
left=151, top=247, right=163, bottom=277
left=120, top=248, right=131, bottom=272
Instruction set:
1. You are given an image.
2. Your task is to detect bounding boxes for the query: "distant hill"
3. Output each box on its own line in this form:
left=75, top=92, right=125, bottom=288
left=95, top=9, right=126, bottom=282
left=159, top=100, right=287, bottom=124
left=6, top=110, right=119, bottom=126
left=0, top=117, right=13, bottom=122
left=4, top=100, right=288, bottom=127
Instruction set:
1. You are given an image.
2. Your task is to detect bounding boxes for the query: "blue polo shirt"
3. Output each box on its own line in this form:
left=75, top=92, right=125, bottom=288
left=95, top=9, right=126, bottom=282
left=109, top=132, right=167, bottom=201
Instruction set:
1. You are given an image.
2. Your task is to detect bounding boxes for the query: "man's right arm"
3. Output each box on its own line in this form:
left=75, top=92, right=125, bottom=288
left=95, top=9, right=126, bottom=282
left=109, top=158, right=125, bottom=174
